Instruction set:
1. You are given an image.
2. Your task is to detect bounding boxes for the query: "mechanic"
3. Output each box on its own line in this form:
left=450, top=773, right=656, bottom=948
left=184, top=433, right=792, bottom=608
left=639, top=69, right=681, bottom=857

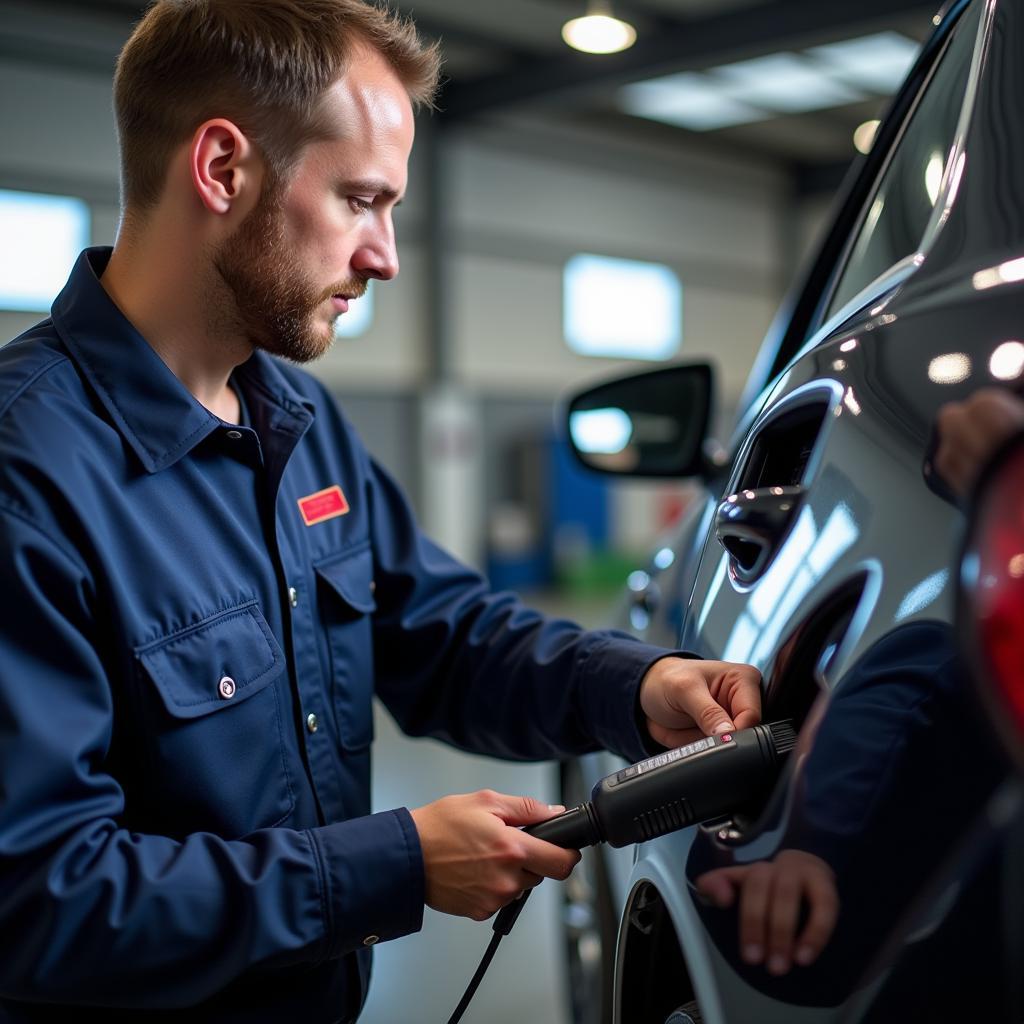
left=0, top=2, right=762, bottom=1021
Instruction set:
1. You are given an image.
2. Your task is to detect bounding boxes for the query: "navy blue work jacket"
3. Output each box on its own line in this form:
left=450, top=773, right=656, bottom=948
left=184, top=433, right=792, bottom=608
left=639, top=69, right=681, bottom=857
left=0, top=249, right=672, bottom=1022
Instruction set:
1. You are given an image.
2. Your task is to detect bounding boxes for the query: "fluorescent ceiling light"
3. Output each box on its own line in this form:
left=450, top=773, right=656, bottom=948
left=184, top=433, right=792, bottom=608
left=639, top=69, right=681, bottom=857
left=621, top=74, right=766, bottom=130
left=711, top=53, right=865, bottom=113
left=618, top=30, right=920, bottom=132
left=809, top=32, right=921, bottom=94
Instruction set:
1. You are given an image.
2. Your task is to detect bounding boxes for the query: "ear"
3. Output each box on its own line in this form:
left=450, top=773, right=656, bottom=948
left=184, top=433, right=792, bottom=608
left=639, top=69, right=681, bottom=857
left=189, top=118, right=260, bottom=215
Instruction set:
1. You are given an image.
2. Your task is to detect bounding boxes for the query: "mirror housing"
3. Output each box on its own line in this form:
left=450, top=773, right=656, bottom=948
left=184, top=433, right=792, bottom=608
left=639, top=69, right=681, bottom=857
left=564, top=363, right=715, bottom=479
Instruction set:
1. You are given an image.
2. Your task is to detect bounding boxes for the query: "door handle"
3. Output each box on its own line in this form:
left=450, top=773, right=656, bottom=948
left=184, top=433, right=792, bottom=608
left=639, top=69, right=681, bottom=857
left=715, top=485, right=805, bottom=581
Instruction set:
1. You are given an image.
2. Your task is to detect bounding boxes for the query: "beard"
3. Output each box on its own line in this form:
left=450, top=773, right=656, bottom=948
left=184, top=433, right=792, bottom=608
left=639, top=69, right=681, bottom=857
left=212, top=183, right=366, bottom=364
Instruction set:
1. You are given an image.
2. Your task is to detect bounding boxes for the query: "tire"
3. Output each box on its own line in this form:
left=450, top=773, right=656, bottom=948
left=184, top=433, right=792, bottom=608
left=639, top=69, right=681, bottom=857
left=560, top=759, right=618, bottom=1024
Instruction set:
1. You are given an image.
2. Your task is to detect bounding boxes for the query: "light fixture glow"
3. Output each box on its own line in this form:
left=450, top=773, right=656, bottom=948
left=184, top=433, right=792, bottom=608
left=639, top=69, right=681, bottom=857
left=621, top=75, right=765, bottom=131
left=973, top=257, right=1024, bottom=291
left=569, top=408, right=634, bottom=455
left=711, top=53, right=865, bottom=113
left=619, top=31, right=918, bottom=134
left=854, top=119, right=880, bottom=154
left=925, top=151, right=945, bottom=206
left=562, top=4, right=636, bottom=55
left=990, top=341, right=1024, bottom=381
left=928, top=352, right=972, bottom=384
left=809, top=32, right=921, bottom=94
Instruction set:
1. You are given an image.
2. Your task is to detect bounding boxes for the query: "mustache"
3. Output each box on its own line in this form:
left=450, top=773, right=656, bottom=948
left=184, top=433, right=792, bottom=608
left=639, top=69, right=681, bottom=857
left=318, top=277, right=369, bottom=304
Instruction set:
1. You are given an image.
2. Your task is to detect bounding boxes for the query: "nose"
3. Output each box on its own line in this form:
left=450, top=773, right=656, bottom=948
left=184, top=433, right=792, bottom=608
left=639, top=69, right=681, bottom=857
left=352, top=218, right=399, bottom=282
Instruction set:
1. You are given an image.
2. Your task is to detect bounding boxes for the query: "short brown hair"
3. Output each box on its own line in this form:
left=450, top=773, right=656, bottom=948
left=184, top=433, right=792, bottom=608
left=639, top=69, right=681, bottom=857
left=114, top=0, right=441, bottom=211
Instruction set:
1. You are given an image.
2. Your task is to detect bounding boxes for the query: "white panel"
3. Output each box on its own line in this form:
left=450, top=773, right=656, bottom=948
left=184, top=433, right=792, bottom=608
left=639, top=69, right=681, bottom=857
left=451, top=136, right=781, bottom=276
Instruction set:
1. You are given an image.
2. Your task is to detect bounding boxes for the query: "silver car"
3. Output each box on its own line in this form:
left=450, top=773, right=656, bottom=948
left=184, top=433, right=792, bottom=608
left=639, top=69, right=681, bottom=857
left=564, top=0, right=1023, bottom=1020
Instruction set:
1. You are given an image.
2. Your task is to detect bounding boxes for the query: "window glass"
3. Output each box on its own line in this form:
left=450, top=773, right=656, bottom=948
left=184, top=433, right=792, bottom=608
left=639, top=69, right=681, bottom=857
left=0, top=190, right=90, bottom=312
left=824, top=0, right=983, bottom=320
left=564, top=254, right=682, bottom=360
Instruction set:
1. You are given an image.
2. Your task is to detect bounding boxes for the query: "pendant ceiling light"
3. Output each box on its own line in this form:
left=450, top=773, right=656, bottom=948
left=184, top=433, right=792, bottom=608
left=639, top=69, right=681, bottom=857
left=562, top=0, right=637, bottom=55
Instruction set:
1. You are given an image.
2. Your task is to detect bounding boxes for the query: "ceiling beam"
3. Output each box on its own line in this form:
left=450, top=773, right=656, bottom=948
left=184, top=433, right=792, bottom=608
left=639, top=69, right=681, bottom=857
left=440, top=0, right=937, bottom=122
left=0, top=0, right=535, bottom=79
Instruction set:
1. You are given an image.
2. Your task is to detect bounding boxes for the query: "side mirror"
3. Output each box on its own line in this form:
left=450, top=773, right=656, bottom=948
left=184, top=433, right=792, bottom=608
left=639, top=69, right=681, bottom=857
left=959, top=432, right=1024, bottom=773
left=564, top=363, right=715, bottom=479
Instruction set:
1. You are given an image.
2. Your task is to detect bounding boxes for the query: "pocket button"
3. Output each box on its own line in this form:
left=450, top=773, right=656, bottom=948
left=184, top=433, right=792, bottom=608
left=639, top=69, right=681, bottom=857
left=218, top=676, right=237, bottom=699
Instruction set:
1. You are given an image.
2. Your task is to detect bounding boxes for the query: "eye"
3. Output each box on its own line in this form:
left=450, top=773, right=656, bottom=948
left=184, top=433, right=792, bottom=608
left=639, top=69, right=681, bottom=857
left=348, top=196, right=374, bottom=214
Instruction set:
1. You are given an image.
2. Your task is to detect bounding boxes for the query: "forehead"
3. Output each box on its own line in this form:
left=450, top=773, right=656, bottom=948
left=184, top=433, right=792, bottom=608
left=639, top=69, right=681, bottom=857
left=297, top=47, right=415, bottom=188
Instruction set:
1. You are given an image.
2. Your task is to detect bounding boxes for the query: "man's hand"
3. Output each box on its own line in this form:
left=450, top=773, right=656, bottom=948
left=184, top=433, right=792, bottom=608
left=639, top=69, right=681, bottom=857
left=409, top=791, right=581, bottom=921
left=639, top=657, right=762, bottom=747
left=932, top=387, right=1024, bottom=498
left=696, top=850, right=838, bottom=975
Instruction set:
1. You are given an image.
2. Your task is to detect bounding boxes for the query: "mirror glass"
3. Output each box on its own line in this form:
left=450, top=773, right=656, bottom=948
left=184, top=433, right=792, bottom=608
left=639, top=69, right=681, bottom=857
left=566, top=363, right=713, bottom=477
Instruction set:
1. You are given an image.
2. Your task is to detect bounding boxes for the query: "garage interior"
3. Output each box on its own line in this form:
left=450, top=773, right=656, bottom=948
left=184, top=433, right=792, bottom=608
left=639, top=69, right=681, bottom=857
left=0, top=0, right=940, bottom=1020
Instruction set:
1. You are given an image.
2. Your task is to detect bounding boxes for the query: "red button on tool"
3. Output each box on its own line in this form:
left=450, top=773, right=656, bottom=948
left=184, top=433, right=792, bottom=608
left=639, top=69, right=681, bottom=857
left=721, top=734, right=733, bottom=742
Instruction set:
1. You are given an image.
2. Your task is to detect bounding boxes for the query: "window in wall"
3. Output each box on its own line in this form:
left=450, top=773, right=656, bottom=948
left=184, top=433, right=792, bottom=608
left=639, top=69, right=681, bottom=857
left=564, top=254, right=682, bottom=360
left=333, top=281, right=374, bottom=338
left=0, top=189, right=90, bottom=312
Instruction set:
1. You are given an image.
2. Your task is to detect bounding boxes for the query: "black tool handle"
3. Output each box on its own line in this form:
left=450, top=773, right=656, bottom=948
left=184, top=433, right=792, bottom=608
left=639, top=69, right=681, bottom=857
left=522, top=803, right=601, bottom=849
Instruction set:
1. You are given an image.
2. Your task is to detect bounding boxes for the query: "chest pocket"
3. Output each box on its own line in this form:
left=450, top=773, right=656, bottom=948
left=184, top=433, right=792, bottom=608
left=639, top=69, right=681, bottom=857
left=134, top=601, right=295, bottom=837
left=315, top=546, right=377, bottom=751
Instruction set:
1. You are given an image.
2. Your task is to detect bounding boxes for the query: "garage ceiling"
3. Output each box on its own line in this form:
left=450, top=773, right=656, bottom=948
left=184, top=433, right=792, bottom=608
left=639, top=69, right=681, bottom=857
left=0, top=0, right=940, bottom=171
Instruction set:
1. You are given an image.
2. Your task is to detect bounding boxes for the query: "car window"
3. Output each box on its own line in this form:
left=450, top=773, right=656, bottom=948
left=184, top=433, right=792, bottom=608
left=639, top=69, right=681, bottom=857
left=823, top=0, right=983, bottom=321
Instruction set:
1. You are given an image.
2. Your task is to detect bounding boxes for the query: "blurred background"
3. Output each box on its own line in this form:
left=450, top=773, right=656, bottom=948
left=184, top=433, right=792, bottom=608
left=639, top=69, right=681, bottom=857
left=0, top=0, right=938, bottom=1019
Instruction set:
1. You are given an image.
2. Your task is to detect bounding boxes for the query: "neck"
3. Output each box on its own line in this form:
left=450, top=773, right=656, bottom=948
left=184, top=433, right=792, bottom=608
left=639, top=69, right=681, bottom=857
left=101, top=211, right=250, bottom=421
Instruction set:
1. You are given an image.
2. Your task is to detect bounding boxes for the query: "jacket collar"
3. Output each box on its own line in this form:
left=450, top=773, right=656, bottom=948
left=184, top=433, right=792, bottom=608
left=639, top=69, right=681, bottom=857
left=51, top=247, right=313, bottom=473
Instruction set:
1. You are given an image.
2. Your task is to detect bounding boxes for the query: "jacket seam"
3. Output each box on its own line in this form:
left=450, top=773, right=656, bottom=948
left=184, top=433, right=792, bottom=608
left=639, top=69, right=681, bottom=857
left=305, top=829, right=334, bottom=954
left=0, top=353, right=70, bottom=423
left=134, top=600, right=261, bottom=653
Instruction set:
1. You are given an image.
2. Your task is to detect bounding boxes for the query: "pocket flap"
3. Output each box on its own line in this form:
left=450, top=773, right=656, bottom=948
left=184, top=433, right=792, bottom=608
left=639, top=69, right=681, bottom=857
left=136, top=603, right=284, bottom=719
left=315, top=547, right=377, bottom=614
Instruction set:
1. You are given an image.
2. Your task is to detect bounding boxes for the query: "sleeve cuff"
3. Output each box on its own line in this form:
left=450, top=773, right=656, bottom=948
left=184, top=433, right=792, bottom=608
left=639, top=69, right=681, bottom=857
left=309, top=807, right=425, bottom=958
left=576, top=635, right=701, bottom=763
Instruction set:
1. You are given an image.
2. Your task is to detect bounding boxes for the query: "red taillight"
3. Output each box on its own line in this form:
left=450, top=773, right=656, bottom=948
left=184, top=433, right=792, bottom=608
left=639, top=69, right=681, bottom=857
left=963, top=438, right=1024, bottom=762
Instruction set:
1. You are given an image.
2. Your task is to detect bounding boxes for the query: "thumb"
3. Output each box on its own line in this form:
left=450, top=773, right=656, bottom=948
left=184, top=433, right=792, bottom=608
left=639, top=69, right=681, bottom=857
left=492, top=793, right=565, bottom=827
left=686, top=688, right=736, bottom=736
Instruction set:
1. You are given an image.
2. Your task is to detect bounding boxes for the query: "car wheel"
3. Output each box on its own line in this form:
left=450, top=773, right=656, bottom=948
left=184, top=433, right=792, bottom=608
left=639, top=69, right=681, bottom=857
left=665, top=1001, right=703, bottom=1024
left=560, top=759, right=617, bottom=1024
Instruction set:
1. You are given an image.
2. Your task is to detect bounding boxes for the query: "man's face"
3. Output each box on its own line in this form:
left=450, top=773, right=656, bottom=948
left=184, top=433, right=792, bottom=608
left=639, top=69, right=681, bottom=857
left=214, top=47, right=414, bottom=363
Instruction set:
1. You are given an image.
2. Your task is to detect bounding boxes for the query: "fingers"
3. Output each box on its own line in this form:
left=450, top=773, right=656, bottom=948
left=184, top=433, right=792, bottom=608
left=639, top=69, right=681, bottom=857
left=490, top=792, right=565, bottom=828
left=794, top=864, right=839, bottom=967
left=640, top=658, right=763, bottom=745
left=698, top=851, right=839, bottom=976
left=695, top=867, right=743, bottom=908
left=737, top=862, right=773, bottom=967
left=410, top=790, right=582, bottom=922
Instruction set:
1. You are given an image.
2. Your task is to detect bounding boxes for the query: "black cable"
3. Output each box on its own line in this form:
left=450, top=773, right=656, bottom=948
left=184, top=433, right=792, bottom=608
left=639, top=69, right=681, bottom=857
left=447, top=890, right=532, bottom=1024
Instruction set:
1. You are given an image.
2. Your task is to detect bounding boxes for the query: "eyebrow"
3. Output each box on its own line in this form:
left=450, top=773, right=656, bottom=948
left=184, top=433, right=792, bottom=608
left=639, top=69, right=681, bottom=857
left=343, top=178, right=403, bottom=204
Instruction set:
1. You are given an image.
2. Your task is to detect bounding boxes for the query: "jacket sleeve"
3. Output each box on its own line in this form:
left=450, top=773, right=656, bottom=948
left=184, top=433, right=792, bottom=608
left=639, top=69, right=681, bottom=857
left=364, top=456, right=675, bottom=765
left=0, top=504, right=423, bottom=1009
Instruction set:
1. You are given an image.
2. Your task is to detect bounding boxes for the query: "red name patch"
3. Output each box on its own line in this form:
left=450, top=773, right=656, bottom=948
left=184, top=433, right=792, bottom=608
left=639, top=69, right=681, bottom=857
left=298, top=485, right=350, bottom=526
